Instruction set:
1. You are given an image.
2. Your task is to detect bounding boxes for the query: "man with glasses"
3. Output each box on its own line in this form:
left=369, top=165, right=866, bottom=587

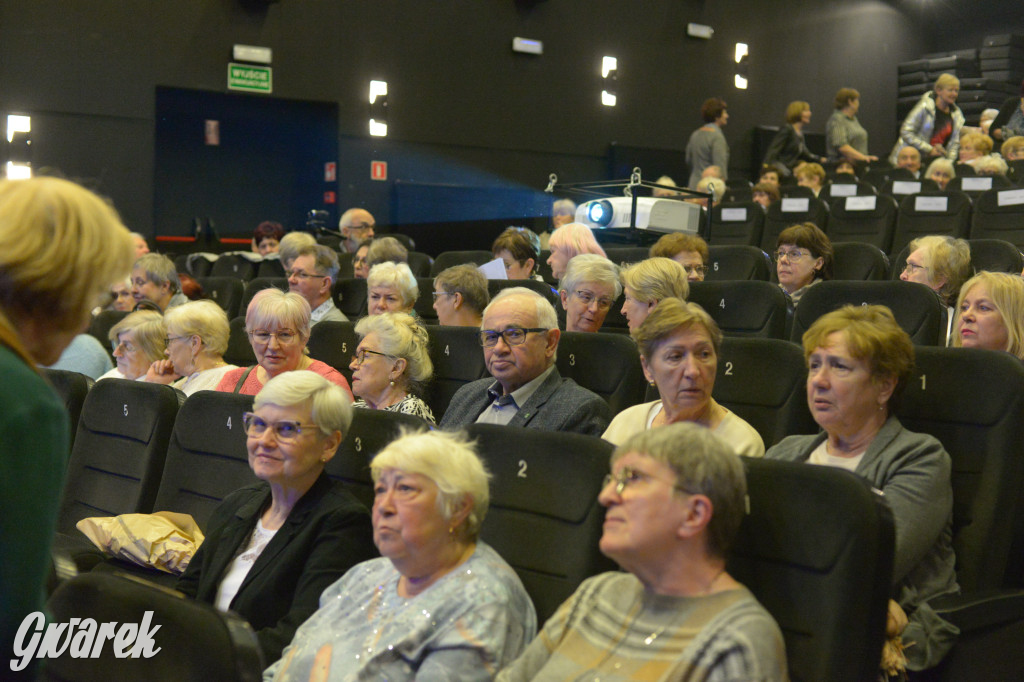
left=439, top=287, right=609, bottom=435
left=338, top=207, right=376, bottom=254
left=288, top=245, right=347, bottom=326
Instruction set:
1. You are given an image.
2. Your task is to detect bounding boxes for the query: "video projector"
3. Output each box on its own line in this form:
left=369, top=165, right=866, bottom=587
left=575, top=197, right=700, bottom=234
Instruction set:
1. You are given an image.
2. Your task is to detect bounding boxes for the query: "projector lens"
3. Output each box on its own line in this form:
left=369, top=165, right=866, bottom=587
left=587, top=200, right=613, bottom=227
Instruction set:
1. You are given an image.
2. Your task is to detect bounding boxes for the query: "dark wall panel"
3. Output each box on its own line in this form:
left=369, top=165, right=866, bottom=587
left=0, top=0, right=994, bottom=240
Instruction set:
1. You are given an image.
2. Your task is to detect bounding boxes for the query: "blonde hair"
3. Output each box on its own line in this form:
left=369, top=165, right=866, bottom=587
left=245, top=288, right=311, bottom=343
left=953, top=272, right=1024, bottom=359
left=371, top=429, right=491, bottom=541
left=548, top=223, right=606, bottom=259
left=907, top=235, right=972, bottom=306
left=960, top=132, right=994, bottom=156
left=163, top=299, right=231, bottom=357
left=802, top=305, right=914, bottom=407
left=620, top=257, right=689, bottom=304
left=1000, top=136, right=1024, bottom=158
left=109, top=310, right=167, bottom=366
left=796, top=163, right=826, bottom=184
left=354, top=312, right=434, bottom=394
left=934, top=73, right=960, bottom=91
left=0, top=177, right=134, bottom=332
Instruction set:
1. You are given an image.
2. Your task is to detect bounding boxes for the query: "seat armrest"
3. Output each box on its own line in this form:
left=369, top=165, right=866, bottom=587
left=930, top=589, right=1024, bottom=631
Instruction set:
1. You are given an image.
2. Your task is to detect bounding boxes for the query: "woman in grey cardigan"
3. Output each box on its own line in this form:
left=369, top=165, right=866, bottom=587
left=766, top=304, right=958, bottom=674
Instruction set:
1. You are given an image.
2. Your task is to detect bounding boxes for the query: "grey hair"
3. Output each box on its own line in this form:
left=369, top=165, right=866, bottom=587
left=255, top=370, right=353, bottom=437
left=293, top=244, right=340, bottom=282
left=354, top=312, right=434, bottom=394
left=371, top=429, right=491, bottom=542
left=558, top=254, right=623, bottom=300
left=612, top=422, right=746, bottom=559
left=133, top=253, right=181, bottom=294
left=367, top=262, right=419, bottom=308
left=278, top=232, right=317, bottom=270
left=366, top=236, right=409, bottom=268
left=484, top=286, right=558, bottom=330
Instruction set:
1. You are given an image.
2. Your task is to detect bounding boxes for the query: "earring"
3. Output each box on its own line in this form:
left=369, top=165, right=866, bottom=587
left=389, top=378, right=396, bottom=387
left=649, top=380, right=656, bottom=387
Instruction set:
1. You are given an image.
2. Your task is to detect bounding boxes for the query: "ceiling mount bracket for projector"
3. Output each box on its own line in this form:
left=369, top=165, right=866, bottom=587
left=543, top=167, right=713, bottom=242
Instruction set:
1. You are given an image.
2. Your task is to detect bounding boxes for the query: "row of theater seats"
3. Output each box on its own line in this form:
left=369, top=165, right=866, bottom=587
left=40, top=339, right=1024, bottom=680
left=710, top=187, right=1024, bottom=256
left=157, top=236, right=1023, bottom=331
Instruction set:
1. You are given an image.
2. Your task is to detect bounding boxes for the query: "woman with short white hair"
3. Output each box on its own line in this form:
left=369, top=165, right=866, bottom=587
left=349, top=312, right=435, bottom=423
left=266, top=429, right=536, bottom=681
left=367, top=261, right=418, bottom=316
left=177, top=371, right=375, bottom=664
left=145, top=300, right=238, bottom=395
left=558, top=254, right=621, bottom=333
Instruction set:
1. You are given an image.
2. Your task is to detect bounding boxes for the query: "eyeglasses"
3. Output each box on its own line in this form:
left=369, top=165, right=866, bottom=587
left=902, top=262, right=926, bottom=274
left=165, top=335, right=190, bottom=345
left=602, top=466, right=690, bottom=496
left=287, top=269, right=328, bottom=281
left=242, top=412, right=319, bottom=442
left=247, top=329, right=300, bottom=345
left=773, top=248, right=811, bottom=262
left=682, top=264, right=709, bottom=276
left=345, top=223, right=374, bottom=233
left=478, top=327, right=548, bottom=348
left=431, top=291, right=454, bottom=300
left=573, top=290, right=614, bottom=310
left=114, top=340, right=137, bottom=353
left=351, top=348, right=392, bottom=366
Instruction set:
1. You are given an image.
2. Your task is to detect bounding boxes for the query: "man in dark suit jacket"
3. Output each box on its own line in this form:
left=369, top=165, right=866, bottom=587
left=440, top=287, right=610, bottom=435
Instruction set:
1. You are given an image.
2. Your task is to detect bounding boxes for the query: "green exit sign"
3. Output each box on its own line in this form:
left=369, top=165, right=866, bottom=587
left=228, top=63, right=272, bottom=93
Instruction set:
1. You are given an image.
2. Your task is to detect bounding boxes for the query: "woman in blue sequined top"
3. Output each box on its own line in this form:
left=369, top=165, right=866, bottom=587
left=264, top=429, right=537, bottom=681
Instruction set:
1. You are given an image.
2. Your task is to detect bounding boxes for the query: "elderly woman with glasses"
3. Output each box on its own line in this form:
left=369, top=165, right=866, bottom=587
left=498, top=423, right=786, bottom=681
left=96, top=310, right=167, bottom=382
left=775, top=222, right=833, bottom=306
left=619, top=257, right=690, bottom=332
left=899, top=235, right=972, bottom=345
left=767, top=305, right=958, bottom=673
left=265, top=430, right=537, bottom=681
left=144, top=300, right=237, bottom=395
left=177, top=371, right=375, bottom=664
left=215, top=288, right=352, bottom=396
left=352, top=239, right=372, bottom=279
left=349, top=313, right=436, bottom=423
left=603, top=298, right=764, bottom=456
left=558, top=254, right=621, bottom=333
left=367, top=261, right=419, bottom=316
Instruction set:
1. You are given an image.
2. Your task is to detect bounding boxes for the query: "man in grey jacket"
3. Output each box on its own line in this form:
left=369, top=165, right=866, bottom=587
left=440, top=287, right=610, bottom=436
